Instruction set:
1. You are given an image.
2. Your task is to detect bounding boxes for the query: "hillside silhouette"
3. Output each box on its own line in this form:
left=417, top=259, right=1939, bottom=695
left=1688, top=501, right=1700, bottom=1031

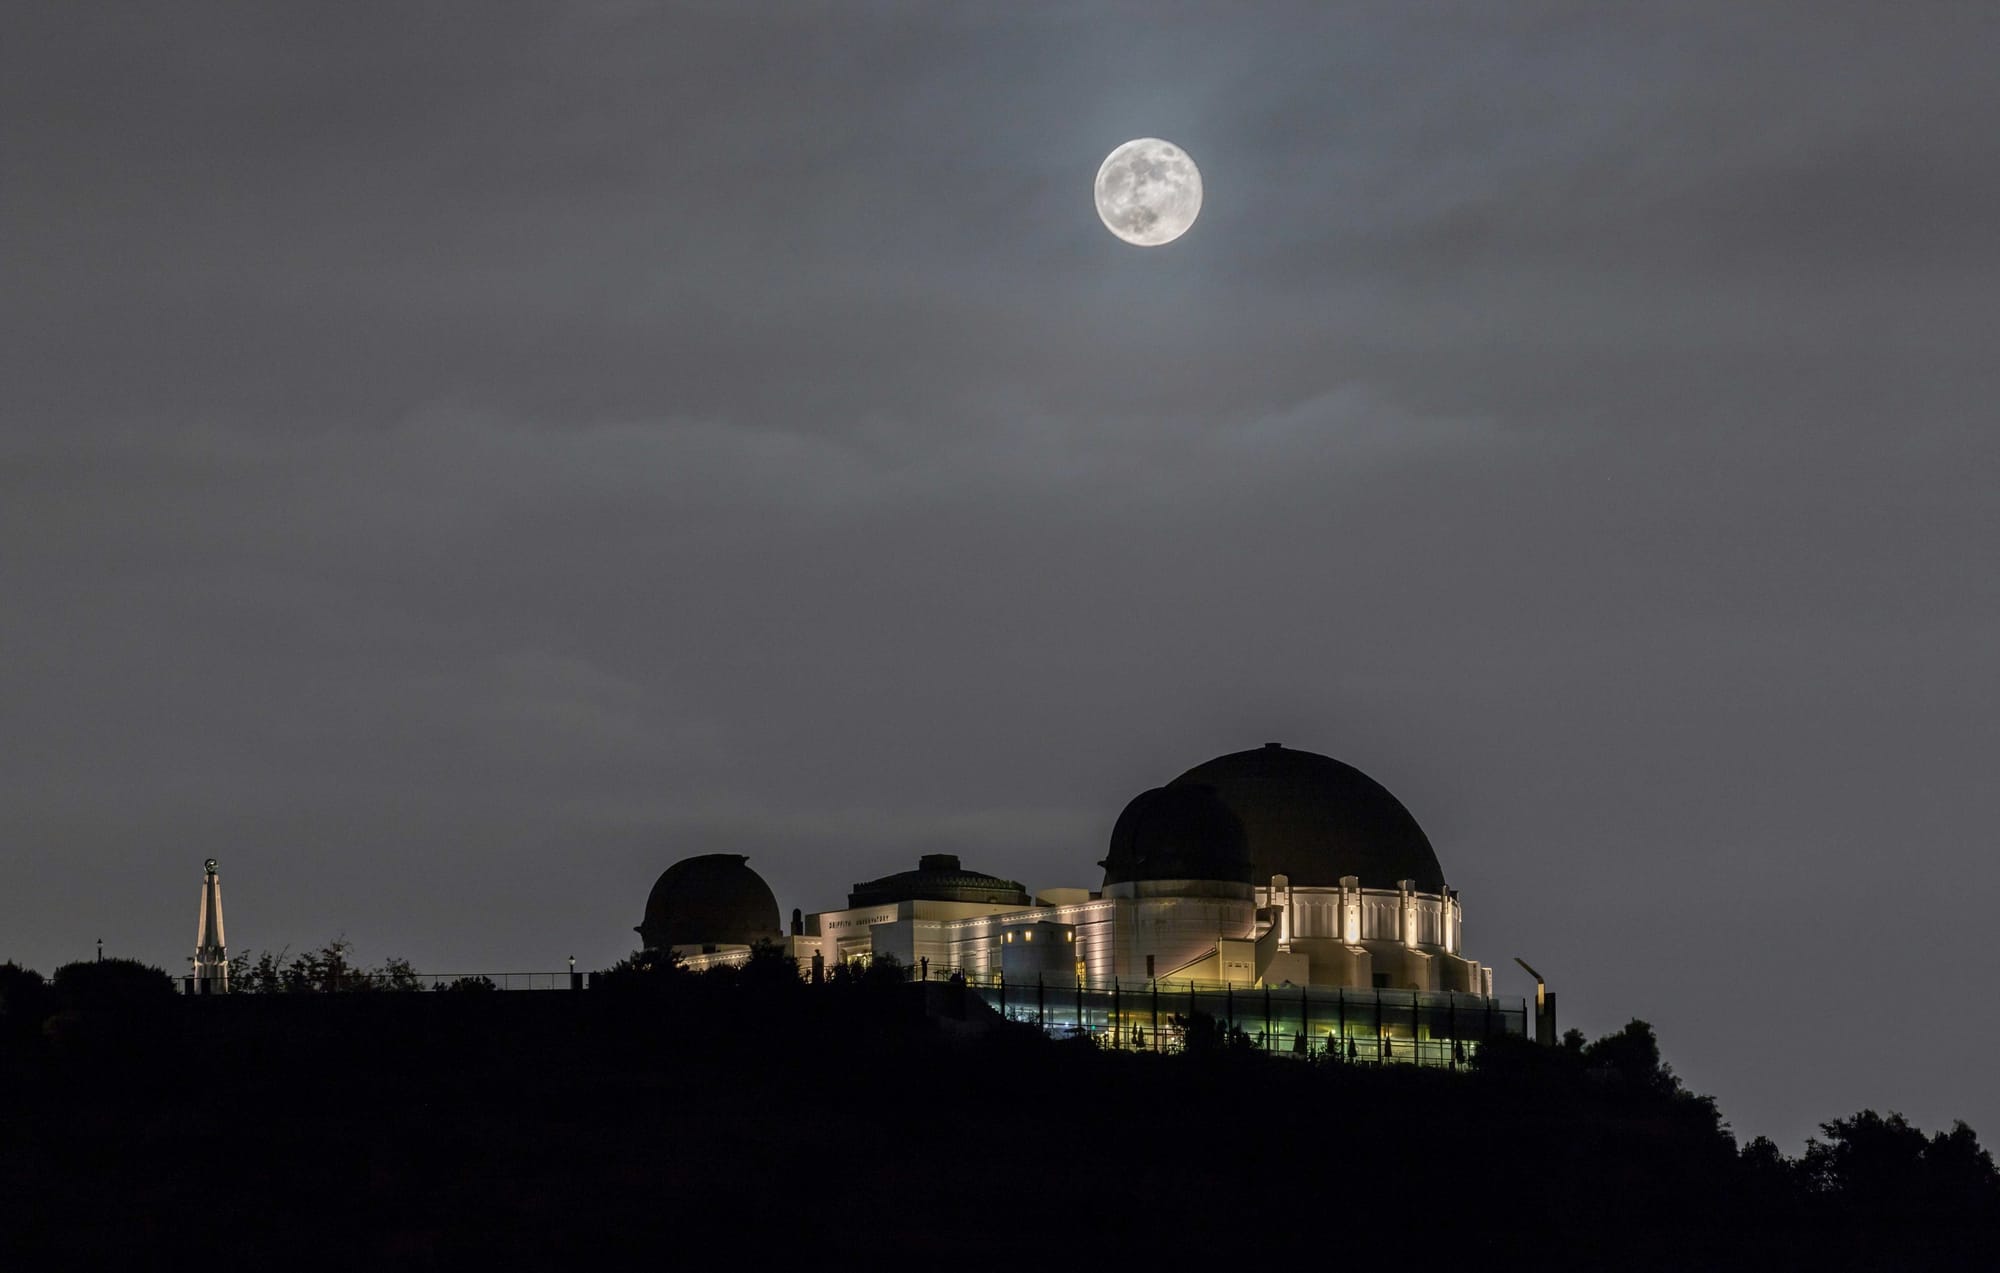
left=0, top=952, right=1992, bottom=1268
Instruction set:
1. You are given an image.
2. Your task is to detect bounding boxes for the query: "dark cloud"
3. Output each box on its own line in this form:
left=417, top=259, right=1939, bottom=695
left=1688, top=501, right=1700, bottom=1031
left=3, top=4, right=1996, bottom=1148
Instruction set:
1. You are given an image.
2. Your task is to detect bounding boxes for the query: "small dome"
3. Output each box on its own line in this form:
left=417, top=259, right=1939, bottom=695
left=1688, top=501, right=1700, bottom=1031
left=1099, top=784, right=1252, bottom=887
left=847, top=854, right=1031, bottom=909
left=1171, top=744, right=1443, bottom=890
left=636, top=854, right=783, bottom=950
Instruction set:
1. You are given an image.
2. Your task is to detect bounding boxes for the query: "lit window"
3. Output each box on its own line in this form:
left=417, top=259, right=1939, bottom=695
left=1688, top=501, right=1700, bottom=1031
left=1025, top=931, right=1033, bottom=942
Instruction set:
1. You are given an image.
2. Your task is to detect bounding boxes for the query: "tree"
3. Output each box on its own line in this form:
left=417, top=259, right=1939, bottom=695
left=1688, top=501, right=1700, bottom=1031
left=0, top=963, right=47, bottom=1021
left=225, top=940, right=428, bottom=992
left=0, top=964, right=49, bottom=1053
left=1802, top=1110, right=2000, bottom=1220
left=49, top=958, right=174, bottom=1010
left=592, top=947, right=687, bottom=991
left=736, top=940, right=802, bottom=994
left=1923, top=1120, right=2000, bottom=1214
left=39, top=959, right=175, bottom=1062
left=1170, top=1011, right=1255, bottom=1057
left=1737, top=1134, right=1804, bottom=1215
left=295, top=938, right=366, bottom=992
left=374, top=957, right=425, bottom=992
left=855, top=952, right=905, bottom=990
left=229, top=948, right=290, bottom=994
left=1581, top=1019, right=1683, bottom=1098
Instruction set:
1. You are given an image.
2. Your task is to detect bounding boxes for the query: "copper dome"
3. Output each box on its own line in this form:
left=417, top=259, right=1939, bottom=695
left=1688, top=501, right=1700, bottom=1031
left=1099, top=782, right=1253, bottom=887
left=635, top=854, right=783, bottom=951
left=1168, top=744, right=1444, bottom=891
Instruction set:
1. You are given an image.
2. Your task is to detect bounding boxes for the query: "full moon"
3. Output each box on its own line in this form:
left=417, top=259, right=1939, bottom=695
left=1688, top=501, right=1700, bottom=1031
left=1094, top=138, right=1202, bottom=246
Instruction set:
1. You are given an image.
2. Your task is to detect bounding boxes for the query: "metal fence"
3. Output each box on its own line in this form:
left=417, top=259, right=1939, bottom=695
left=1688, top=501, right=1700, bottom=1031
left=947, top=971, right=1526, bottom=1066
left=185, top=970, right=579, bottom=994
left=182, top=959, right=1527, bottom=1069
left=407, top=971, right=574, bottom=991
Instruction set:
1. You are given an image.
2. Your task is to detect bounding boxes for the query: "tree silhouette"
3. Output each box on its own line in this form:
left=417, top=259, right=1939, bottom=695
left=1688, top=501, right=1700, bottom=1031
left=1581, top=1018, right=1681, bottom=1095
left=227, top=947, right=288, bottom=994
left=1802, top=1110, right=2000, bottom=1220
left=736, top=939, right=802, bottom=994
left=1170, top=1010, right=1254, bottom=1056
left=38, top=958, right=174, bottom=1063
left=0, top=954, right=1995, bottom=1265
left=0, top=962, right=47, bottom=1022
left=591, top=947, right=687, bottom=991
left=225, top=940, right=428, bottom=991
left=50, top=958, right=173, bottom=1009
left=0, top=963, right=49, bottom=1056
left=373, top=956, right=424, bottom=991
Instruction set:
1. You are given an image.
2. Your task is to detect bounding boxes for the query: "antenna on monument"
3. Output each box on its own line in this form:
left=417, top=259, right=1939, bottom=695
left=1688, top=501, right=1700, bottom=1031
left=194, top=858, right=229, bottom=995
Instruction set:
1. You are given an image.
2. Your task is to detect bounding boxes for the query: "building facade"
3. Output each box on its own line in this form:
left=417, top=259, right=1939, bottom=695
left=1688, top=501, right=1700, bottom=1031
left=642, top=745, right=1502, bottom=1016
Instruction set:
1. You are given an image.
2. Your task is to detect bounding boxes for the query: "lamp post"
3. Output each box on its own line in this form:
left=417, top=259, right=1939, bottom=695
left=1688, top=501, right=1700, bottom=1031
left=1514, top=957, right=1556, bottom=1046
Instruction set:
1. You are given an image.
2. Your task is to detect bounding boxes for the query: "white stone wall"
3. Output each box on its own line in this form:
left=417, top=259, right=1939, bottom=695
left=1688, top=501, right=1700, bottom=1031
left=801, top=880, right=1491, bottom=994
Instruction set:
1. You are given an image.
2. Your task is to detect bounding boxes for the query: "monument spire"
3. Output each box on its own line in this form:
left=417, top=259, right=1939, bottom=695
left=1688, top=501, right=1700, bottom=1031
left=194, top=857, right=228, bottom=993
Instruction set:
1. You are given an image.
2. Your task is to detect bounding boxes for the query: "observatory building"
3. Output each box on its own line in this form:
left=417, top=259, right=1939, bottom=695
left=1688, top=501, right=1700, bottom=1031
left=639, top=744, right=1499, bottom=1010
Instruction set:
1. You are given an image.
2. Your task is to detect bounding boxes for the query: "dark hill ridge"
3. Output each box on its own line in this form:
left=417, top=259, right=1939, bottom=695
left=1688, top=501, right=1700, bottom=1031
left=0, top=978, right=1993, bottom=1269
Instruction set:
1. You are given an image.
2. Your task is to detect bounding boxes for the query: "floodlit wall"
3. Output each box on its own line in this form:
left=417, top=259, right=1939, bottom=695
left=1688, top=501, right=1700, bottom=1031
left=999, top=921, right=1078, bottom=984
left=807, top=881, right=1491, bottom=996
left=812, top=898, right=1028, bottom=966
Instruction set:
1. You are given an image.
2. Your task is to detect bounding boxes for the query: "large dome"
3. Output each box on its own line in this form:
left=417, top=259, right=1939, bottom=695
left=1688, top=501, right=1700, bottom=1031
left=1165, top=744, right=1444, bottom=891
left=1099, top=783, right=1253, bottom=887
left=636, top=854, right=783, bottom=950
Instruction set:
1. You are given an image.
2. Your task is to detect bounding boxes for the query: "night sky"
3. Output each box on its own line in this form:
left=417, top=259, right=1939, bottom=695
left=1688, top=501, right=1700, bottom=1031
left=5, top=5, right=1997, bottom=1149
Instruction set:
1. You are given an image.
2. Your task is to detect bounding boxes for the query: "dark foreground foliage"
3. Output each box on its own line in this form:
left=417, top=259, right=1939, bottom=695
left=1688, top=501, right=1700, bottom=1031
left=0, top=955, right=1992, bottom=1270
